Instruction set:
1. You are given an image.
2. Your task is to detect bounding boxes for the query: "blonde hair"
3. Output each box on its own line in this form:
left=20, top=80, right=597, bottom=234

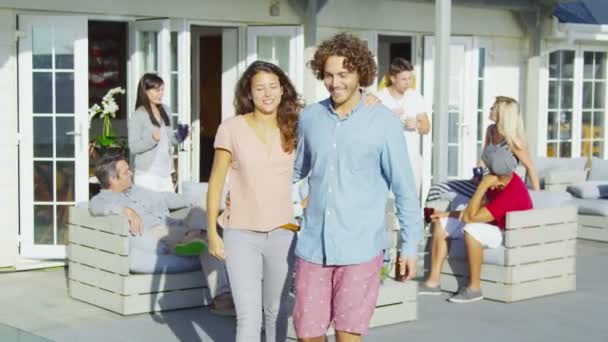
left=492, top=96, right=526, bottom=150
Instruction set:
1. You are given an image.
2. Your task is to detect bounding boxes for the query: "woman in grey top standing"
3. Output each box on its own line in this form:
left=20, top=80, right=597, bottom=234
left=128, top=73, right=180, bottom=192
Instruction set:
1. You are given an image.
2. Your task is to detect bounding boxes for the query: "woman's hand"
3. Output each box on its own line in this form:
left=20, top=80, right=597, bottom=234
left=152, top=127, right=161, bottom=141
left=208, top=232, right=225, bottom=260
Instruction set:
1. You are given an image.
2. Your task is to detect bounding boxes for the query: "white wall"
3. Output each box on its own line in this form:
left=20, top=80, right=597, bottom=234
left=482, top=36, right=525, bottom=102
left=0, top=9, right=18, bottom=267
left=0, top=0, right=301, bottom=24
left=318, top=0, right=524, bottom=38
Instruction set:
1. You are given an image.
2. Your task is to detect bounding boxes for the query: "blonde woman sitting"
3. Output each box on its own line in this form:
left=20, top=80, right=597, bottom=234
left=426, top=96, right=540, bottom=205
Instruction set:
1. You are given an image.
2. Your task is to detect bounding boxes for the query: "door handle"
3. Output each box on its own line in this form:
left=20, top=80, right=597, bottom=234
left=65, top=131, right=81, bottom=136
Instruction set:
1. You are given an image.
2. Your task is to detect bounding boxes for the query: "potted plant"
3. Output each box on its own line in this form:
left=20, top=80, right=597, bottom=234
left=88, top=86, right=126, bottom=151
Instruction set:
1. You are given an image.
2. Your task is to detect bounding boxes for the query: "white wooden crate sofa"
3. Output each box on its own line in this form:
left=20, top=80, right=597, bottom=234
left=436, top=206, right=578, bottom=302
left=531, top=156, right=608, bottom=243
left=68, top=206, right=211, bottom=315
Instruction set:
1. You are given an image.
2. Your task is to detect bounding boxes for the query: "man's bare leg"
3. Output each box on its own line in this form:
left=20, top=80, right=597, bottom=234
left=424, top=222, right=449, bottom=287
left=336, top=331, right=361, bottom=342
left=464, top=231, right=483, bottom=291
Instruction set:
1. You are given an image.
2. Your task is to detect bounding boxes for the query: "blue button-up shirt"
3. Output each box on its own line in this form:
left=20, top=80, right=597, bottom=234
left=294, top=97, right=423, bottom=265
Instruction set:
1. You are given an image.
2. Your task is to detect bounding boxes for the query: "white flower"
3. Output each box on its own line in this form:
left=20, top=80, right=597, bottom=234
left=88, top=87, right=125, bottom=122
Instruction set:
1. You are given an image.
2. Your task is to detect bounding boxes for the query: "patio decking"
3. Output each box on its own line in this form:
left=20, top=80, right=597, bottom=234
left=1, top=240, right=607, bottom=342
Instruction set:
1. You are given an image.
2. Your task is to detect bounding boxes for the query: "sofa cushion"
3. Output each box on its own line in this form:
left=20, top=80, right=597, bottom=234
left=569, top=198, right=608, bottom=216
left=567, top=181, right=608, bottom=199
left=182, top=181, right=228, bottom=210
left=532, top=157, right=587, bottom=189
left=529, top=190, right=573, bottom=209
left=601, top=185, right=608, bottom=199
left=589, top=157, right=608, bottom=181
left=130, top=249, right=200, bottom=274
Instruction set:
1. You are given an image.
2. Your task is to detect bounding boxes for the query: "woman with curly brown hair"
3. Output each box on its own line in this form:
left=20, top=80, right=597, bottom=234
left=292, top=33, right=422, bottom=342
left=206, top=60, right=303, bottom=342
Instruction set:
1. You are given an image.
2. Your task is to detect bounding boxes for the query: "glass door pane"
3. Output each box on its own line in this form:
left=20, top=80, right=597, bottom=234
left=546, top=50, right=575, bottom=158
left=130, top=19, right=191, bottom=191
left=247, top=26, right=303, bottom=92
left=423, top=36, right=477, bottom=180
left=18, top=15, right=88, bottom=259
left=581, top=51, right=606, bottom=159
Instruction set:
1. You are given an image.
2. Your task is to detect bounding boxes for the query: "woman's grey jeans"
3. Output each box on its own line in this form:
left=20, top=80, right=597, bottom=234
left=223, top=228, right=296, bottom=342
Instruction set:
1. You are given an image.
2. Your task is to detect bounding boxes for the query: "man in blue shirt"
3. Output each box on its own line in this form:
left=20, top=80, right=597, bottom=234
left=292, top=33, right=423, bottom=342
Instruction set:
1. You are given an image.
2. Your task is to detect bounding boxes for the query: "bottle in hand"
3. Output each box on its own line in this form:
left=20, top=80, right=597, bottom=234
left=395, top=251, right=406, bottom=282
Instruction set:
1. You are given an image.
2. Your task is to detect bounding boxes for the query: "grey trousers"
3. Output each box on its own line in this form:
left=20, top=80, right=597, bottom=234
left=223, top=228, right=296, bottom=342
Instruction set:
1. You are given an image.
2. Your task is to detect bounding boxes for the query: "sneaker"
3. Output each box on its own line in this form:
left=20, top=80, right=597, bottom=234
left=174, top=239, right=207, bottom=256
left=418, top=283, right=442, bottom=296
left=209, top=293, right=236, bottom=317
left=448, top=287, right=483, bottom=303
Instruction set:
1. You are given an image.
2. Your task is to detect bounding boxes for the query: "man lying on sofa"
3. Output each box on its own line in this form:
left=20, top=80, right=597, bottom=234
left=89, top=154, right=234, bottom=316
left=419, top=145, right=533, bottom=303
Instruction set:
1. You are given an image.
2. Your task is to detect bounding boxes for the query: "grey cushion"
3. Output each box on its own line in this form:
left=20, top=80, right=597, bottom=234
left=569, top=198, right=608, bottom=217
left=589, top=157, right=608, bottom=181
left=182, top=181, right=228, bottom=210
left=529, top=190, right=573, bottom=209
left=532, top=157, right=587, bottom=189
left=130, top=249, right=200, bottom=274
left=567, top=181, right=608, bottom=199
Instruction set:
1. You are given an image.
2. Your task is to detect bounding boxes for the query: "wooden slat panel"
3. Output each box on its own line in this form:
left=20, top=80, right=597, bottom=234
left=504, top=240, right=576, bottom=265
left=122, top=288, right=208, bottom=315
left=442, top=259, right=509, bottom=283
left=377, top=278, right=417, bottom=305
left=70, top=244, right=129, bottom=275
left=124, top=271, right=208, bottom=296
left=69, top=225, right=129, bottom=255
left=69, top=280, right=125, bottom=314
left=69, top=262, right=125, bottom=294
left=70, top=261, right=209, bottom=297
left=578, top=226, right=608, bottom=242
left=442, top=257, right=575, bottom=284
left=69, top=207, right=129, bottom=236
left=504, top=222, right=577, bottom=247
left=508, top=258, right=575, bottom=283
left=579, top=215, right=608, bottom=228
left=441, top=274, right=575, bottom=302
left=506, top=206, right=577, bottom=229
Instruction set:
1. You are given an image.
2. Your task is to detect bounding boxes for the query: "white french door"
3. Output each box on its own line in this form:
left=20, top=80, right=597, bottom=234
left=543, top=47, right=608, bottom=159
left=247, top=26, right=304, bottom=93
left=129, top=19, right=192, bottom=189
left=423, top=36, right=479, bottom=180
left=18, top=15, right=89, bottom=259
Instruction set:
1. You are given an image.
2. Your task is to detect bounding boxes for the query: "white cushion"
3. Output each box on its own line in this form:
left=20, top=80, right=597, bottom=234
left=589, top=157, right=608, bottom=181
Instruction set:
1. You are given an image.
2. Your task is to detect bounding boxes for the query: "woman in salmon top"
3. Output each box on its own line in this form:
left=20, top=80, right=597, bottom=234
left=206, top=61, right=303, bottom=342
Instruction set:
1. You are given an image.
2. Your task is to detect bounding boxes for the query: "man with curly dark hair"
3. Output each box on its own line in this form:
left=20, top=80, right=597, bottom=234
left=292, top=32, right=423, bottom=341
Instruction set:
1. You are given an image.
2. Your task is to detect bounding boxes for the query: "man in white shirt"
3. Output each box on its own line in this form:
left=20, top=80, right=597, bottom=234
left=377, top=58, right=431, bottom=199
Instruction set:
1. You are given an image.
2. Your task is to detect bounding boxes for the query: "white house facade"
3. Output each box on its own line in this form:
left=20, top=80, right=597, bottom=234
left=0, top=0, right=605, bottom=268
